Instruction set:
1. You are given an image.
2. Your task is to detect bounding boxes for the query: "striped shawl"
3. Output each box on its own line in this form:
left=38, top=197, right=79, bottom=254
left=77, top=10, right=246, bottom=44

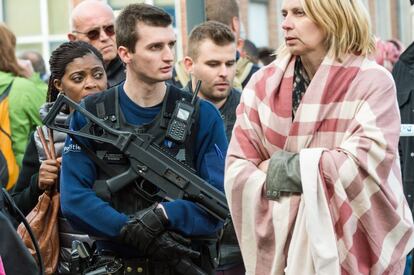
left=225, top=53, right=414, bottom=275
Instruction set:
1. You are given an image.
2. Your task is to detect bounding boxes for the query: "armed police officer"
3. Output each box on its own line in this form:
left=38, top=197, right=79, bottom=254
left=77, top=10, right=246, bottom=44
left=60, top=4, right=228, bottom=275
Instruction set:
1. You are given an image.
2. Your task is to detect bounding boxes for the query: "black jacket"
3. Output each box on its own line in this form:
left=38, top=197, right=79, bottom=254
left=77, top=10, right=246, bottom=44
left=106, top=56, right=126, bottom=88
left=392, top=41, right=414, bottom=209
left=219, top=88, right=241, bottom=141
left=181, top=85, right=241, bottom=141
left=11, top=133, right=43, bottom=216
left=0, top=199, right=39, bottom=275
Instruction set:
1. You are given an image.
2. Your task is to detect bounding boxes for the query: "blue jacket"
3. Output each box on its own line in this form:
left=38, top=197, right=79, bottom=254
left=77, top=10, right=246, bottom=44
left=60, top=84, right=228, bottom=244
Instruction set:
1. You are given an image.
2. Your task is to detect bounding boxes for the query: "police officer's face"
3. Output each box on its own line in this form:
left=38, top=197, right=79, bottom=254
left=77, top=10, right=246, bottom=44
left=122, top=23, right=176, bottom=83
left=54, top=54, right=107, bottom=103
left=186, top=39, right=236, bottom=107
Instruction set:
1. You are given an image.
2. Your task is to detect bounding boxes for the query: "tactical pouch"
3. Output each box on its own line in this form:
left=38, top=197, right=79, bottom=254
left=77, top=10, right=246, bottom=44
left=217, top=219, right=243, bottom=267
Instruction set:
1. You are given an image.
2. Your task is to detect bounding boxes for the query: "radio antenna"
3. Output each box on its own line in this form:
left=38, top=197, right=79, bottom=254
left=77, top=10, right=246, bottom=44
left=191, top=80, right=202, bottom=105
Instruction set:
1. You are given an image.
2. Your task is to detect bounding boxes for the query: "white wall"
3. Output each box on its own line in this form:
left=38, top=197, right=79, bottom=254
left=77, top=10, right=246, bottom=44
left=412, top=5, right=414, bottom=41
left=248, top=2, right=269, bottom=47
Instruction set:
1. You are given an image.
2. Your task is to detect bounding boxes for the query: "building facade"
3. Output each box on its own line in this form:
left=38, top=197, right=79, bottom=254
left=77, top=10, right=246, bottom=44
left=237, top=0, right=414, bottom=50
left=0, top=0, right=175, bottom=67
left=0, top=0, right=413, bottom=69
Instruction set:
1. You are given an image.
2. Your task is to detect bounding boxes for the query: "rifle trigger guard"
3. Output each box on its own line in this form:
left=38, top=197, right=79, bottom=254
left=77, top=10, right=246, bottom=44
left=136, top=164, right=148, bottom=174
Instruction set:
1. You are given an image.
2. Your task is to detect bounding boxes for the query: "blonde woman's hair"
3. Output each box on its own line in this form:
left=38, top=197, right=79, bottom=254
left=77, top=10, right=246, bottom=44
left=278, top=0, right=375, bottom=61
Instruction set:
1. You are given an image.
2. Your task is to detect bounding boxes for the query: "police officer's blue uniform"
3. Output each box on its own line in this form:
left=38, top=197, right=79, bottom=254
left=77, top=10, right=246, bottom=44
left=60, top=84, right=228, bottom=273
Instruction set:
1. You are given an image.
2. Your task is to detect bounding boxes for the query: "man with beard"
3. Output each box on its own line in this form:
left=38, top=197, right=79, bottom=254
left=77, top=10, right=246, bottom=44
left=183, top=21, right=243, bottom=275
left=184, top=21, right=240, bottom=142
left=171, top=0, right=259, bottom=92
left=68, top=0, right=125, bottom=87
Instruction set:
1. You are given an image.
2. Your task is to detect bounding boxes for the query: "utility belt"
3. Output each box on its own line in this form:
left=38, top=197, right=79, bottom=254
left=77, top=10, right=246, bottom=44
left=70, top=242, right=174, bottom=275
left=85, top=257, right=172, bottom=275
left=69, top=238, right=218, bottom=275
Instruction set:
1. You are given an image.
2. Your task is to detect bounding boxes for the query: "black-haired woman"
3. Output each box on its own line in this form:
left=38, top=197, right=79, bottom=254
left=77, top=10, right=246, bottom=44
left=11, top=40, right=107, bottom=274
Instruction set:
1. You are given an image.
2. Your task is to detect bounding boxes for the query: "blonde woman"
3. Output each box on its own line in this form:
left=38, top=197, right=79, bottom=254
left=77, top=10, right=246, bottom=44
left=224, top=0, right=414, bottom=274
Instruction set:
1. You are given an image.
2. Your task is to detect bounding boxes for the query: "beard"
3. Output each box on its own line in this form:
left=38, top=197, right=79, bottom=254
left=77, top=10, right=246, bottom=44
left=199, top=86, right=231, bottom=105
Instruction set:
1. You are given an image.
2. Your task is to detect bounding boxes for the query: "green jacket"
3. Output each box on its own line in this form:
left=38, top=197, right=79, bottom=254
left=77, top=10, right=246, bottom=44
left=0, top=71, right=47, bottom=167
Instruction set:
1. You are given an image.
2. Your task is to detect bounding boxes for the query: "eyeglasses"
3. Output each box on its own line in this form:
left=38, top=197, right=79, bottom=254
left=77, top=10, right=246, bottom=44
left=72, top=25, right=115, bottom=41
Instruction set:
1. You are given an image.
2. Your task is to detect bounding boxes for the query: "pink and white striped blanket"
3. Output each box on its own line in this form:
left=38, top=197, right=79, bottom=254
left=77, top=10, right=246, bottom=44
left=0, top=257, right=5, bottom=275
left=225, top=53, right=414, bottom=275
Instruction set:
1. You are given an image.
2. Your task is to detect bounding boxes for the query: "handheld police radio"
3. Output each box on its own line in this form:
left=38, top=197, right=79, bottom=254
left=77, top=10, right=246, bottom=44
left=166, top=80, right=201, bottom=144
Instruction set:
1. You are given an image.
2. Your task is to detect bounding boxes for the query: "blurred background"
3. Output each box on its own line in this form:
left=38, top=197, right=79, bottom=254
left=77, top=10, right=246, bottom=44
left=1, top=0, right=413, bottom=73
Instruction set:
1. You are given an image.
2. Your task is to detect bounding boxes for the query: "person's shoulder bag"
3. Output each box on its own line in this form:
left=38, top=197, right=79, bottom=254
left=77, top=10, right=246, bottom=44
left=17, top=126, right=60, bottom=275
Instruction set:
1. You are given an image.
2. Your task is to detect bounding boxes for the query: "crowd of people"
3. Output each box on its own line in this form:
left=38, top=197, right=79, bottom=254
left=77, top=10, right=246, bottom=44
left=0, top=0, right=413, bottom=274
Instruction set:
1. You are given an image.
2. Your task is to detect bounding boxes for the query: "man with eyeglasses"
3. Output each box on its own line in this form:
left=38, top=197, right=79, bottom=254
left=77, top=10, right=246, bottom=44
left=68, top=0, right=125, bottom=87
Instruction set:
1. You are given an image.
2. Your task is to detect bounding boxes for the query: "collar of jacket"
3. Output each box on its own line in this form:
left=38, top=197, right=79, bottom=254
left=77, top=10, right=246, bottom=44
left=106, top=56, right=124, bottom=78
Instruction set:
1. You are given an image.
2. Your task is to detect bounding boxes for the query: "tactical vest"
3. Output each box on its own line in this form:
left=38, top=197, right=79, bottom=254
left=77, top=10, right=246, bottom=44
left=83, top=85, right=200, bottom=215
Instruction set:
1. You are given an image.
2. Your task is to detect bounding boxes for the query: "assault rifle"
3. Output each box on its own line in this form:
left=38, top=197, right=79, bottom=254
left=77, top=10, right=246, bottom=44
left=43, top=94, right=229, bottom=221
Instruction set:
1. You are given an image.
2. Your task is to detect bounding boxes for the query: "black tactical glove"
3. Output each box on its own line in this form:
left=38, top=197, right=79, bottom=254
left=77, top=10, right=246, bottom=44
left=119, top=204, right=168, bottom=255
left=120, top=205, right=207, bottom=274
left=147, top=231, right=199, bottom=260
left=171, top=257, right=208, bottom=275
left=148, top=231, right=206, bottom=275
